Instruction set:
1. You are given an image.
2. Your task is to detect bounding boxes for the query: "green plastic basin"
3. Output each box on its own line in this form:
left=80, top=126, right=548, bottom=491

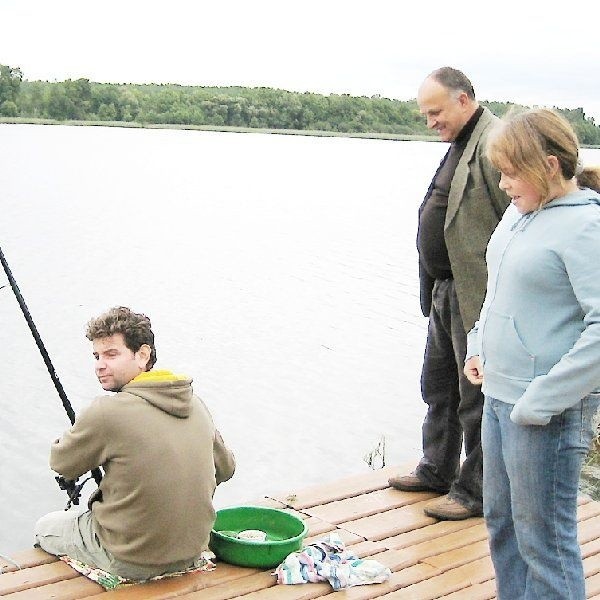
left=210, top=506, right=308, bottom=568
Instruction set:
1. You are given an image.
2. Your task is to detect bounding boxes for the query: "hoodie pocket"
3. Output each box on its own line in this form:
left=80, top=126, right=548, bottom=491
left=482, top=309, right=535, bottom=381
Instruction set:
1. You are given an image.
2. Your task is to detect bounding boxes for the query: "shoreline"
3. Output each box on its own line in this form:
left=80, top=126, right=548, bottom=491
left=0, top=117, right=440, bottom=143
left=4, top=117, right=599, bottom=148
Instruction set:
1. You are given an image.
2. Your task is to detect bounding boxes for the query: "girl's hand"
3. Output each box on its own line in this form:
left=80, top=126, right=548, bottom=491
left=464, top=356, right=484, bottom=385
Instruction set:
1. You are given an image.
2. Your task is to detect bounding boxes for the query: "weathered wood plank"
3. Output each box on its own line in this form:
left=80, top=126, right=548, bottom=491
left=382, top=519, right=482, bottom=550
left=579, top=500, right=600, bottom=521
left=584, top=551, right=600, bottom=579
left=81, top=562, right=262, bottom=599
left=304, top=488, right=438, bottom=525
left=0, top=561, right=78, bottom=595
left=0, top=548, right=57, bottom=573
left=580, top=514, right=600, bottom=545
left=206, top=581, right=332, bottom=600
left=339, top=499, right=439, bottom=541
left=112, top=570, right=275, bottom=600
left=421, top=539, right=490, bottom=571
left=435, top=578, right=496, bottom=600
left=2, top=576, right=103, bottom=599
left=582, top=536, right=600, bottom=561
left=346, top=540, right=390, bottom=558
left=377, top=556, right=494, bottom=599
left=303, top=516, right=337, bottom=538
left=235, top=497, right=288, bottom=509
left=588, top=570, right=600, bottom=597
left=326, top=563, right=440, bottom=599
left=268, top=465, right=410, bottom=510
left=384, top=523, right=487, bottom=570
left=304, top=529, right=365, bottom=547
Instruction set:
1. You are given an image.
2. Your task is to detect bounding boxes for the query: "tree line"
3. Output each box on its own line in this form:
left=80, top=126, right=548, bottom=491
left=2, top=64, right=600, bottom=145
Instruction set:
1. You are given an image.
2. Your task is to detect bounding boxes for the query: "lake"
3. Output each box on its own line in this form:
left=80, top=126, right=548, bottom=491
left=1, top=123, right=599, bottom=556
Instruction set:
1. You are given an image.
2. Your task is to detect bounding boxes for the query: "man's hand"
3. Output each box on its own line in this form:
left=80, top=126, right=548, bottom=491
left=464, top=356, right=484, bottom=385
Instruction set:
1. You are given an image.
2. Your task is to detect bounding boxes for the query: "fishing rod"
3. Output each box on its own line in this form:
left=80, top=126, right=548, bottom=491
left=0, top=245, right=102, bottom=506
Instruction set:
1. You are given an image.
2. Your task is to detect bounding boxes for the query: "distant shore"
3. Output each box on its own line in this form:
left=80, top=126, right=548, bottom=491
left=3, top=117, right=599, bottom=149
left=0, top=117, right=439, bottom=143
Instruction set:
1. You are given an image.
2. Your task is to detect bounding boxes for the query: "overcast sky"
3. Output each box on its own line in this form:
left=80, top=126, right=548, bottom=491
left=2, top=0, right=599, bottom=120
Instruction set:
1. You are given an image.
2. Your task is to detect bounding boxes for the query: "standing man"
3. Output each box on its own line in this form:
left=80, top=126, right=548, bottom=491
left=35, top=306, right=235, bottom=580
left=388, top=68, right=509, bottom=520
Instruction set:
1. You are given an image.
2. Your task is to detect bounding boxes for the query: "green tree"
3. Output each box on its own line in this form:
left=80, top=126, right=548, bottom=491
left=9, top=76, right=600, bottom=143
left=0, top=64, right=22, bottom=115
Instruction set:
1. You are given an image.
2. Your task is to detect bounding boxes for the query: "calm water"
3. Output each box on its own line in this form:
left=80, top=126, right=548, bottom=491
left=1, top=124, right=599, bottom=556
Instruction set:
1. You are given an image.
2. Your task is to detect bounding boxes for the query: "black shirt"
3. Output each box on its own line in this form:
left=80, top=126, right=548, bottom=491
left=417, top=106, right=484, bottom=280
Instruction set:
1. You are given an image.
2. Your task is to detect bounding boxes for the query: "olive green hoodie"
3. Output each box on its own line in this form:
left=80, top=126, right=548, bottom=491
left=50, top=370, right=235, bottom=565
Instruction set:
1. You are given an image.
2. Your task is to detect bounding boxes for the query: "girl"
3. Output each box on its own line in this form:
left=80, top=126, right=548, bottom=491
left=464, top=108, right=600, bottom=599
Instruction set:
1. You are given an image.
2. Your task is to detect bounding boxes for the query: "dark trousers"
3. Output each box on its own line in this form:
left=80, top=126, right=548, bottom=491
left=416, top=278, right=483, bottom=511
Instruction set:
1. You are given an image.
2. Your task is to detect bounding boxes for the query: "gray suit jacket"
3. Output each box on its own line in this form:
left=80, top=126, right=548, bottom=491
left=419, top=107, right=510, bottom=332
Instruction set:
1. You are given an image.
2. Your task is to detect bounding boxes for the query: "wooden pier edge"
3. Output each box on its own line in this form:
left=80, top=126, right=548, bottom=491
left=2, top=462, right=600, bottom=599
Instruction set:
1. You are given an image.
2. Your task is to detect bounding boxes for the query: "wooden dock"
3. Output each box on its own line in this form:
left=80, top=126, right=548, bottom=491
left=3, top=463, right=600, bottom=599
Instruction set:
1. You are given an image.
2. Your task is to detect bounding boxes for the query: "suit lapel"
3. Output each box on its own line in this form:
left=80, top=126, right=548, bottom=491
left=445, top=108, right=492, bottom=228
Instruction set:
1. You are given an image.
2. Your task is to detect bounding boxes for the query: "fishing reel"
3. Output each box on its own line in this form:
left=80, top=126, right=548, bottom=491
left=55, top=475, right=92, bottom=510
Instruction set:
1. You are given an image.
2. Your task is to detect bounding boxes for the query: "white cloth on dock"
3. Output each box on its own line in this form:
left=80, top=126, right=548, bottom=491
left=274, top=533, right=391, bottom=591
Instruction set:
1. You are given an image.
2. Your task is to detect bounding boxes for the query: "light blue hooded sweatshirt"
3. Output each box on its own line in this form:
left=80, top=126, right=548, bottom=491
left=466, top=188, right=600, bottom=425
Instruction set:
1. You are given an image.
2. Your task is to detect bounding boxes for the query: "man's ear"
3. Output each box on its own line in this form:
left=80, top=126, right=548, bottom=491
left=458, top=91, right=470, bottom=108
left=136, top=344, right=151, bottom=370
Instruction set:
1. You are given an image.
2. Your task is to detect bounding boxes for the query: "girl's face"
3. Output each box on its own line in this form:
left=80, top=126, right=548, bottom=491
left=498, top=170, right=543, bottom=214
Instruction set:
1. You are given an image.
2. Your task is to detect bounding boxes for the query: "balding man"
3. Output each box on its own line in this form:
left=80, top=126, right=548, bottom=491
left=389, top=67, right=509, bottom=520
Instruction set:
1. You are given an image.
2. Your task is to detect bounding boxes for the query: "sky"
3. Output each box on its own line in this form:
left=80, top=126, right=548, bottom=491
left=2, top=0, right=600, bottom=121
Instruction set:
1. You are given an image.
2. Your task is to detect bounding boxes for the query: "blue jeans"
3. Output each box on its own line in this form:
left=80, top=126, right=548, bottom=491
left=482, top=395, right=600, bottom=599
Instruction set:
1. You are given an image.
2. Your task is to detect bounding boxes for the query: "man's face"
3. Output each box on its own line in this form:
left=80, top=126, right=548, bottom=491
left=92, top=333, right=148, bottom=391
left=417, top=78, right=471, bottom=142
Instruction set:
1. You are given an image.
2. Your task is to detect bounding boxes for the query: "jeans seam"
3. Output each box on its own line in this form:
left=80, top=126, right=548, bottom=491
left=554, top=411, right=574, bottom=599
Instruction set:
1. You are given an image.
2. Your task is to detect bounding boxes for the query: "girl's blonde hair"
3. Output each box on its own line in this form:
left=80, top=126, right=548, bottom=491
left=486, top=108, right=600, bottom=198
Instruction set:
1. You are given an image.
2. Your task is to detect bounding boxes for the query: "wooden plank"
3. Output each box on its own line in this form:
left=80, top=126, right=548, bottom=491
left=582, top=536, right=600, bottom=560
left=0, top=561, right=78, bottom=595
left=78, top=563, right=260, bottom=599
left=268, top=465, right=412, bottom=510
left=304, top=529, right=364, bottom=547
left=2, top=576, right=104, bottom=599
left=580, top=514, right=600, bottom=545
left=579, top=501, right=600, bottom=521
left=587, top=571, right=600, bottom=598
left=378, top=556, right=493, bottom=599
left=230, top=583, right=331, bottom=600
left=584, top=552, right=600, bottom=578
left=235, top=497, right=288, bottom=509
left=0, top=548, right=57, bottom=573
left=435, top=578, right=496, bottom=600
left=383, top=519, right=482, bottom=550
left=347, top=540, right=390, bottom=558
left=125, top=570, right=277, bottom=600
left=303, top=517, right=337, bottom=538
left=305, top=550, right=445, bottom=600
left=421, top=539, right=490, bottom=571
left=339, top=499, right=438, bottom=541
left=385, top=523, right=488, bottom=570
left=369, top=550, right=418, bottom=573
left=239, top=563, right=440, bottom=600
left=323, top=563, right=440, bottom=599
left=304, top=488, right=438, bottom=525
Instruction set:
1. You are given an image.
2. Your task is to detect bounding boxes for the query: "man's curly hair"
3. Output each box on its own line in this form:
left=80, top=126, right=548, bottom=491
left=85, top=306, right=157, bottom=370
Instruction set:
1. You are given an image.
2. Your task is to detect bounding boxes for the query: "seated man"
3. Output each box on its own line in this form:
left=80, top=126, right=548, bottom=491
left=35, top=306, right=235, bottom=581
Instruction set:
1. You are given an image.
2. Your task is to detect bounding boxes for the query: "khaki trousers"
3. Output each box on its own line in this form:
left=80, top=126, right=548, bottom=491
left=34, top=510, right=200, bottom=580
